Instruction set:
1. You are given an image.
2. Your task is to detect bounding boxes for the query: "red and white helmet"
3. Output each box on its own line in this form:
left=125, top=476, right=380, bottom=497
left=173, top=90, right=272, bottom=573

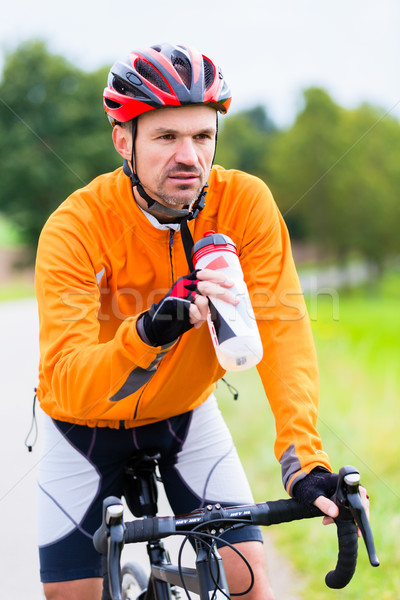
left=104, top=43, right=231, bottom=125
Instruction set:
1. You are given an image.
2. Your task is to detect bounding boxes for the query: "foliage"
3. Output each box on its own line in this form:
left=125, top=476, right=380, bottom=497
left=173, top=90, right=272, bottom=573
left=268, top=88, right=345, bottom=243
left=334, top=104, right=400, bottom=271
left=215, top=104, right=277, bottom=182
left=0, top=40, right=120, bottom=257
left=0, top=214, right=22, bottom=246
left=266, top=88, right=400, bottom=271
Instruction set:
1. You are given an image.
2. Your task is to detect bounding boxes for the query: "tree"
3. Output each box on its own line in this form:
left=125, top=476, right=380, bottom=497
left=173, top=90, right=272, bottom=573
left=269, top=88, right=400, bottom=272
left=0, top=40, right=120, bottom=257
left=334, top=103, right=400, bottom=273
left=215, top=105, right=277, bottom=182
left=268, top=88, right=346, bottom=248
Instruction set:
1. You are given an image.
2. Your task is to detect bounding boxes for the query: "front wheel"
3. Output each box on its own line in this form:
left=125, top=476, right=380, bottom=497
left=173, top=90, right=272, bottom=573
left=121, top=561, right=148, bottom=600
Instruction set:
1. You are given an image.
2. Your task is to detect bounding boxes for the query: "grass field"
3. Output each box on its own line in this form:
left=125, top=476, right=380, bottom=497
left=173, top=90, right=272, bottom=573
left=0, top=280, right=35, bottom=302
left=216, top=270, right=400, bottom=599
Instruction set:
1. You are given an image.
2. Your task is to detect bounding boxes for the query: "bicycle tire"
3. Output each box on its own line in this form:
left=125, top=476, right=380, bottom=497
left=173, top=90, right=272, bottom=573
left=121, top=561, right=149, bottom=600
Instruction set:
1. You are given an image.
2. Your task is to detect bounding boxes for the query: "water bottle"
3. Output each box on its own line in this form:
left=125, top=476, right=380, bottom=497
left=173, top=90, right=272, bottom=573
left=192, top=231, right=263, bottom=371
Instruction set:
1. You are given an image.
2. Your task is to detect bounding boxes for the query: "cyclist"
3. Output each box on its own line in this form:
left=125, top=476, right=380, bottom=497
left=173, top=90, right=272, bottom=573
left=35, top=44, right=368, bottom=600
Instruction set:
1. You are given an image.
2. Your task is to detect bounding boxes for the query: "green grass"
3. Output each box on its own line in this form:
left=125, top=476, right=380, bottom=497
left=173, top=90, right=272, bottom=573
left=216, top=270, right=400, bottom=599
left=0, top=280, right=35, bottom=302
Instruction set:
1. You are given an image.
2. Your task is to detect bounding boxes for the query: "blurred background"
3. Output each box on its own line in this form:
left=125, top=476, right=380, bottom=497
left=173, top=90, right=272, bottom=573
left=0, top=1, right=399, bottom=598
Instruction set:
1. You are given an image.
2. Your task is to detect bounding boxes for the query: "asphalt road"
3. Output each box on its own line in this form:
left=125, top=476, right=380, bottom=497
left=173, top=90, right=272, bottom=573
left=0, top=298, right=301, bottom=599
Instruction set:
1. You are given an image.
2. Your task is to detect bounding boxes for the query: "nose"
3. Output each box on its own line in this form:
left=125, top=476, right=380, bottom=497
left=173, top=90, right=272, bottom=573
left=174, top=137, right=198, bottom=165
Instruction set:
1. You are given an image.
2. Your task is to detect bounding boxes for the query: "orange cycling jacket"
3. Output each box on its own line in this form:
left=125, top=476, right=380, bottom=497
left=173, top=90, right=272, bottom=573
left=35, top=164, right=332, bottom=495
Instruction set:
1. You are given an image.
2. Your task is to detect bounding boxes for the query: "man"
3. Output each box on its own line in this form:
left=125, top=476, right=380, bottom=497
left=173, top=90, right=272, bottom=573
left=35, top=43, right=365, bottom=599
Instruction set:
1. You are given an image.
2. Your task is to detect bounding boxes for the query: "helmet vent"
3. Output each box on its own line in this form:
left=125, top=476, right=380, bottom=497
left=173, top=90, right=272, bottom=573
left=203, top=58, right=215, bottom=90
left=112, top=75, right=141, bottom=98
left=135, top=60, right=170, bottom=93
left=104, top=98, right=122, bottom=109
left=172, top=55, right=192, bottom=89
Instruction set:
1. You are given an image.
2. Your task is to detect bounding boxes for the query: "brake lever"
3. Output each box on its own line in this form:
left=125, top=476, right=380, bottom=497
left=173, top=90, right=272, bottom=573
left=106, top=503, right=126, bottom=600
left=332, top=465, right=379, bottom=567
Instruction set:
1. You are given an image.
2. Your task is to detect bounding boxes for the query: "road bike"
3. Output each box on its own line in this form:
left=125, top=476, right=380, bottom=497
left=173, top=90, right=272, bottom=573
left=94, top=452, right=379, bottom=599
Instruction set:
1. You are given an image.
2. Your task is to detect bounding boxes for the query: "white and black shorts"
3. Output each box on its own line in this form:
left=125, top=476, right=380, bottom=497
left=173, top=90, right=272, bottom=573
left=38, top=394, right=262, bottom=583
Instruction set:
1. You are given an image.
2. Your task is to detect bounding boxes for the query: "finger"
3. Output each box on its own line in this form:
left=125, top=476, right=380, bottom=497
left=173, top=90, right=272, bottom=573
left=197, top=280, right=240, bottom=305
left=196, top=268, right=234, bottom=288
left=189, top=301, right=207, bottom=328
left=356, top=485, right=370, bottom=537
left=193, top=295, right=210, bottom=322
left=359, top=485, right=370, bottom=519
left=313, top=495, right=339, bottom=519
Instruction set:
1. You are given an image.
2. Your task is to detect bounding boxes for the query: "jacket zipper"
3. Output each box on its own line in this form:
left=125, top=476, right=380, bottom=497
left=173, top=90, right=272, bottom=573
left=169, top=229, right=175, bottom=283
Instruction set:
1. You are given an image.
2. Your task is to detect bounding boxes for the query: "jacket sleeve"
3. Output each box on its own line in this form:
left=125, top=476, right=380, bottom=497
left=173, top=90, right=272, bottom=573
left=237, top=178, right=332, bottom=495
left=35, top=211, right=170, bottom=423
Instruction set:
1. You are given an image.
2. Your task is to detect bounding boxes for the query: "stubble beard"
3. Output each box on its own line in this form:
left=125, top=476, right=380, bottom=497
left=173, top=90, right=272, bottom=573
left=157, top=188, right=202, bottom=208
left=156, top=175, right=206, bottom=209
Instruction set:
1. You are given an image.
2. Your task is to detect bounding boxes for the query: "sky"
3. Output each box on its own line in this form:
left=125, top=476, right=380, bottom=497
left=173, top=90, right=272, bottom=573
left=1, top=0, right=399, bottom=126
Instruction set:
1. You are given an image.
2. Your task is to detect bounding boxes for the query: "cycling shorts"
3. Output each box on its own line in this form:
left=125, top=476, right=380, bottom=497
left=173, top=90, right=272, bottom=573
left=37, top=394, right=263, bottom=582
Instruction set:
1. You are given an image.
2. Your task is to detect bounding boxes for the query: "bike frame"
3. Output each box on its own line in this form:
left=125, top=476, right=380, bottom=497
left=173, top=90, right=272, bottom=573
left=143, top=537, right=229, bottom=599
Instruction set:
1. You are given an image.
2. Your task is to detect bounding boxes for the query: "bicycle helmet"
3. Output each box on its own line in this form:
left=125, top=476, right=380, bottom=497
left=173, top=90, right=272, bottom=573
left=104, top=43, right=232, bottom=125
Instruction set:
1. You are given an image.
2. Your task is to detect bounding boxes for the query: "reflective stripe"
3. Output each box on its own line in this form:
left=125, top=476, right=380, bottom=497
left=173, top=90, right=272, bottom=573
left=280, top=443, right=303, bottom=493
left=109, top=354, right=163, bottom=402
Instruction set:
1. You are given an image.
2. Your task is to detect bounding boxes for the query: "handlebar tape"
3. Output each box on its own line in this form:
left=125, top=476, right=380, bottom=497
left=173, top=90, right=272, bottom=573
left=259, top=500, right=358, bottom=589
left=325, top=519, right=358, bottom=589
left=261, top=499, right=322, bottom=524
left=125, top=516, right=176, bottom=543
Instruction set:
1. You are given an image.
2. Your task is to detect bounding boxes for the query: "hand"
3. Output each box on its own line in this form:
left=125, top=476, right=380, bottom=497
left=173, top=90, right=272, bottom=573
left=137, top=269, right=238, bottom=346
left=293, top=467, right=370, bottom=537
left=189, top=268, right=239, bottom=330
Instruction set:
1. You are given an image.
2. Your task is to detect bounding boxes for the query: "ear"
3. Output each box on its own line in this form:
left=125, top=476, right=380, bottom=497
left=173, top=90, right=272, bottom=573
left=112, top=125, right=132, bottom=160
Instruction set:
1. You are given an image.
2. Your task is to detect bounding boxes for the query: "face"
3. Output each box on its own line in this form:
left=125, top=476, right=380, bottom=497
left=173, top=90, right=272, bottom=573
left=133, top=105, right=217, bottom=208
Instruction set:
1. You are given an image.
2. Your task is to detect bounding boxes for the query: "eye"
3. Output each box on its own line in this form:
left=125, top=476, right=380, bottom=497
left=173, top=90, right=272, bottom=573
left=195, top=133, right=213, bottom=141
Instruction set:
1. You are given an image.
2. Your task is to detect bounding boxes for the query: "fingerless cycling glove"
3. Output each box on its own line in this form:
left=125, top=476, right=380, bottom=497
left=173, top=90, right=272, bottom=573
left=292, top=467, right=339, bottom=505
left=137, top=271, right=200, bottom=347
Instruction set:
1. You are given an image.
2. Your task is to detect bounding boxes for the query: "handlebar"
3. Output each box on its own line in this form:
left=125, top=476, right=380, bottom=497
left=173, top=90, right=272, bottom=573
left=93, top=465, right=379, bottom=599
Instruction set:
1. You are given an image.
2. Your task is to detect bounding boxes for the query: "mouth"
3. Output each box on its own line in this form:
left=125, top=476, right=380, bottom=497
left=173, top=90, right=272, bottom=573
left=168, top=173, right=200, bottom=185
left=167, top=168, right=201, bottom=182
